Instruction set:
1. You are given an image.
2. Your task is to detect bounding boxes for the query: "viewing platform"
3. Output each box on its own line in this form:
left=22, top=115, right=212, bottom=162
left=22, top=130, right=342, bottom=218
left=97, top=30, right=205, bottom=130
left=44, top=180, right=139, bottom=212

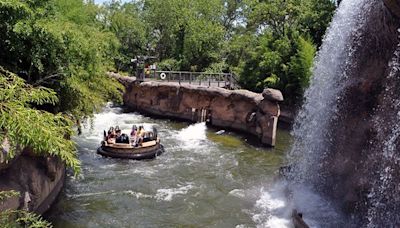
left=112, top=71, right=241, bottom=90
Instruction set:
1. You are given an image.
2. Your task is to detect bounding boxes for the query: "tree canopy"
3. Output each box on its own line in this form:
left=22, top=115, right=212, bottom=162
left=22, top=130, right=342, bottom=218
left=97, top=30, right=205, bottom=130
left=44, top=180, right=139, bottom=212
left=99, top=0, right=335, bottom=104
left=0, top=0, right=336, bottom=169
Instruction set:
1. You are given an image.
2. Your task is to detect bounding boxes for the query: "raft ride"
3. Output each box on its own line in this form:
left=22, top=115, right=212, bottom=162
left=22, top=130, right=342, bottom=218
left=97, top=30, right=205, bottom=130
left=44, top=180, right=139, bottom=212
left=97, top=125, right=164, bottom=160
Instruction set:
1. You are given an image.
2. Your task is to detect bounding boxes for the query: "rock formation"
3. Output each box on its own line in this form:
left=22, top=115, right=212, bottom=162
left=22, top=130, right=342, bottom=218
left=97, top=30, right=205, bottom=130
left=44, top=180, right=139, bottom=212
left=288, top=0, right=400, bottom=226
left=0, top=148, right=65, bottom=214
left=120, top=80, right=282, bottom=146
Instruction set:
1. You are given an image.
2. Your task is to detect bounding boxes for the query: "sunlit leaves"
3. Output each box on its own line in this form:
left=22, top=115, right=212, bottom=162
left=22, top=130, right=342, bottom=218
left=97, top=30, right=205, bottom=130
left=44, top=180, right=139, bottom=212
left=0, top=0, right=123, bottom=120
left=0, top=67, right=80, bottom=174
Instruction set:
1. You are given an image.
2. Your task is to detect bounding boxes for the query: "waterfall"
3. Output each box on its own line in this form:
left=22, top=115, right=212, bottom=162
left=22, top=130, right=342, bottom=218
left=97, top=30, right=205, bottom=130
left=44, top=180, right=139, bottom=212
left=286, top=0, right=400, bottom=226
left=366, top=41, right=400, bottom=226
left=288, top=0, right=373, bottom=184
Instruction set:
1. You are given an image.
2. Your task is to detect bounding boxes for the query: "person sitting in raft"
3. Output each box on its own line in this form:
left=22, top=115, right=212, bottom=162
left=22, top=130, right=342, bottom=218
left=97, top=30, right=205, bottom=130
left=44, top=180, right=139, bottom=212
left=115, top=128, right=123, bottom=143
left=130, top=125, right=138, bottom=146
left=137, top=126, right=146, bottom=145
left=115, top=127, right=130, bottom=144
left=106, top=127, right=116, bottom=144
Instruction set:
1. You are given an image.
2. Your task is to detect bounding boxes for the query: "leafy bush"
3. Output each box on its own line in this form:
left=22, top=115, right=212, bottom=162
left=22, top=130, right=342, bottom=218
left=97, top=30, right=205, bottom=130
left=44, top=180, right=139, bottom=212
left=0, top=67, right=80, bottom=173
left=0, top=191, right=52, bottom=228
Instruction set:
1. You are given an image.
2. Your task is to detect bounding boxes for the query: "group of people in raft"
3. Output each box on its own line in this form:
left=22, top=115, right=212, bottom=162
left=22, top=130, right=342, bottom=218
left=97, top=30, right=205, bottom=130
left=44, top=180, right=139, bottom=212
left=105, top=125, right=157, bottom=147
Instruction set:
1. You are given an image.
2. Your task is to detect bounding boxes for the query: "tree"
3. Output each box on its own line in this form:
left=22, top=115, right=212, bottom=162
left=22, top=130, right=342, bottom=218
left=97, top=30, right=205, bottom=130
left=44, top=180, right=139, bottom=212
left=142, top=0, right=225, bottom=71
left=101, top=1, right=147, bottom=71
left=0, top=67, right=80, bottom=173
left=299, top=0, right=336, bottom=46
left=0, top=0, right=124, bottom=119
left=236, top=0, right=332, bottom=104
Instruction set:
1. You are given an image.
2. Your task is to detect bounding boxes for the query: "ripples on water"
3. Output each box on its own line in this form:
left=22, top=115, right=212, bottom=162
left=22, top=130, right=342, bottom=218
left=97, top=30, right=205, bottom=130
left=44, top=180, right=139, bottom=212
left=46, top=105, right=340, bottom=227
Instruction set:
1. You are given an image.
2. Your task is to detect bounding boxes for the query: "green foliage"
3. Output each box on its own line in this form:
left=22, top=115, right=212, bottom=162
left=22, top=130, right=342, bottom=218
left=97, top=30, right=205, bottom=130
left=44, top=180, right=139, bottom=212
left=0, top=191, right=19, bottom=201
left=0, top=67, right=80, bottom=173
left=239, top=33, right=316, bottom=104
left=0, top=0, right=124, bottom=119
left=288, top=36, right=316, bottom=93
left=141, top=0, right=225, bottom=71
left=0, top=183, right=51, bottom=227
left=97, top=0, right=334, bottom=104
left=0, top=209, right=52, bottom=228
left=204, top=62, right=228, bottom=74
left=299, top=0, right=336, bottom=46
left=100, top=1, right=147, bottom=71
left=235, top=0, right=332, bottom=104
left=157, top=59, right=181, bottom=71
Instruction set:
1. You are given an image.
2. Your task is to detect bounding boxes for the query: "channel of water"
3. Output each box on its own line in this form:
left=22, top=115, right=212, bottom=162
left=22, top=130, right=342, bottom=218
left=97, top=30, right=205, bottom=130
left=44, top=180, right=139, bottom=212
left=46, top=104, right=296, bottom=227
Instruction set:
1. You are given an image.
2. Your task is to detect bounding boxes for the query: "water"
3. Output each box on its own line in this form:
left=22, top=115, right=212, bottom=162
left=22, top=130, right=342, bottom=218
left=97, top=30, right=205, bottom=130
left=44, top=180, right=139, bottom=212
left=366, top=42, right=400, bottom=226
left=288, top=0, right=372, bottom=184
left=46, top=105, right=293, bottom=227
left=286, top=0, right=400, bottom=226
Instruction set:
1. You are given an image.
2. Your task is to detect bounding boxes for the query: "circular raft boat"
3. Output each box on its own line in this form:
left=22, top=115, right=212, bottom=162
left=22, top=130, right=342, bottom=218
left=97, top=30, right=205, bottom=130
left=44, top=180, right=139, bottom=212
left=97, top=138, right=164, bottom=160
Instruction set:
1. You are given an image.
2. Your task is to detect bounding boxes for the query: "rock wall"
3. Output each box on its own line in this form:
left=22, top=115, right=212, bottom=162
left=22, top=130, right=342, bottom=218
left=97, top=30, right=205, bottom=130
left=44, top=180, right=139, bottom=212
left=288, top=0, right=400, bottom=225
left=0, top=149, right=65, bottom=214
left=122, top=80, right=282, bottom=146
left=319, top=0, right=400, bottom=214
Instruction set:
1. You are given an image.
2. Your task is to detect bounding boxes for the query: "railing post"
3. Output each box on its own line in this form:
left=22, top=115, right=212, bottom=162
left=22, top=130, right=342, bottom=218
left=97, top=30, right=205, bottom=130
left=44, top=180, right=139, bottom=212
left=208, top=74, right=211, bottom=87
left=225, top=74, right=227, bottom=87
left=229, top=73, right=233, bottom=89
left=189, top=72, right=192, bottom=84
left=179, top=72, right=181, bottom=85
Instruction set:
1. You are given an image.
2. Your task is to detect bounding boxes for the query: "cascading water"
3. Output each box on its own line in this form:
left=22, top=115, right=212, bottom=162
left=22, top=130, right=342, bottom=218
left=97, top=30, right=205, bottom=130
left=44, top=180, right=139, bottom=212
left=286, top=0, right=400, bottom=226
left=366, top=41, right=400, bottom=226
left=288, top=0, right=373, bottom=185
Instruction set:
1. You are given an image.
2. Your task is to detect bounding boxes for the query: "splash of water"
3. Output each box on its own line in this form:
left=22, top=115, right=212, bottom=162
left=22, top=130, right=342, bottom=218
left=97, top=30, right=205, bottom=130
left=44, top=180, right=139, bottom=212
left=285, top=0, right=400, bottom=226
left=251, top=181, right=345, bottom=228
left=366, top=41, right=400, bottom=227
left=177, top=122, right=208, bottom=150
left=288, top=0, right=372, bottom=184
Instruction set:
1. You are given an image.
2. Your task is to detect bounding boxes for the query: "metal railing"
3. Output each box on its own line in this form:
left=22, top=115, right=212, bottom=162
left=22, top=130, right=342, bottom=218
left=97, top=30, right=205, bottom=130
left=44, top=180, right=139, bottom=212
left=140, top=70, right=240, bottom=90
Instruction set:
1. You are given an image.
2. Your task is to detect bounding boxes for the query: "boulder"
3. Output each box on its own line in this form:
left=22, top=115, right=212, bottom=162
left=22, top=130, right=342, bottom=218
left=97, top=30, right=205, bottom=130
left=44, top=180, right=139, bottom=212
left=262, top=88, right=284, bottom=102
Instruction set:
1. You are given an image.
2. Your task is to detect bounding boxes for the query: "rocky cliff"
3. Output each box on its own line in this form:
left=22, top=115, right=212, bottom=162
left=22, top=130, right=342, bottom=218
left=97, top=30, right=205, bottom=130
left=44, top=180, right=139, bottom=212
left=0, top=148, right=65, bottom=214
left=121, top=80, right=282, bottom=146
left=288, top=0, right=400, bottom=226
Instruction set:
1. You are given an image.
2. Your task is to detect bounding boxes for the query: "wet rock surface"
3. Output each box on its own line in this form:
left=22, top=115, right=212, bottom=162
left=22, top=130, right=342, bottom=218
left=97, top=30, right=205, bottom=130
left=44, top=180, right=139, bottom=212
left=289, top=1, right=400, bottom=226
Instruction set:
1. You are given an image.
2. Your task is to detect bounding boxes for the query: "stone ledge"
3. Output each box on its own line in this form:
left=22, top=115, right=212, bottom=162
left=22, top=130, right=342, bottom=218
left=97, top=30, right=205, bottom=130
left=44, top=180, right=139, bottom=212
left=121, top=79, right=282, bottom=146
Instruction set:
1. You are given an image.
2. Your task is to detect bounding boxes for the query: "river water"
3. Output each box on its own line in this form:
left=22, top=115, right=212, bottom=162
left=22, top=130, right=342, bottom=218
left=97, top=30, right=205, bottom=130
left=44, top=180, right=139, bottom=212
left=46, top=105, right=293, bottom=227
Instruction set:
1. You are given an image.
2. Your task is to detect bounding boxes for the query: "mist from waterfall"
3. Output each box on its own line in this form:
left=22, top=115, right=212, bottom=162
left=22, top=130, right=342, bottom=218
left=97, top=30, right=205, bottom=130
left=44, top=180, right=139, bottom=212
left=366, top=41, right=400, bottom=226
left=288, top=0, right=372, bottom=184
left=286, top=0, right=400, bottom=226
